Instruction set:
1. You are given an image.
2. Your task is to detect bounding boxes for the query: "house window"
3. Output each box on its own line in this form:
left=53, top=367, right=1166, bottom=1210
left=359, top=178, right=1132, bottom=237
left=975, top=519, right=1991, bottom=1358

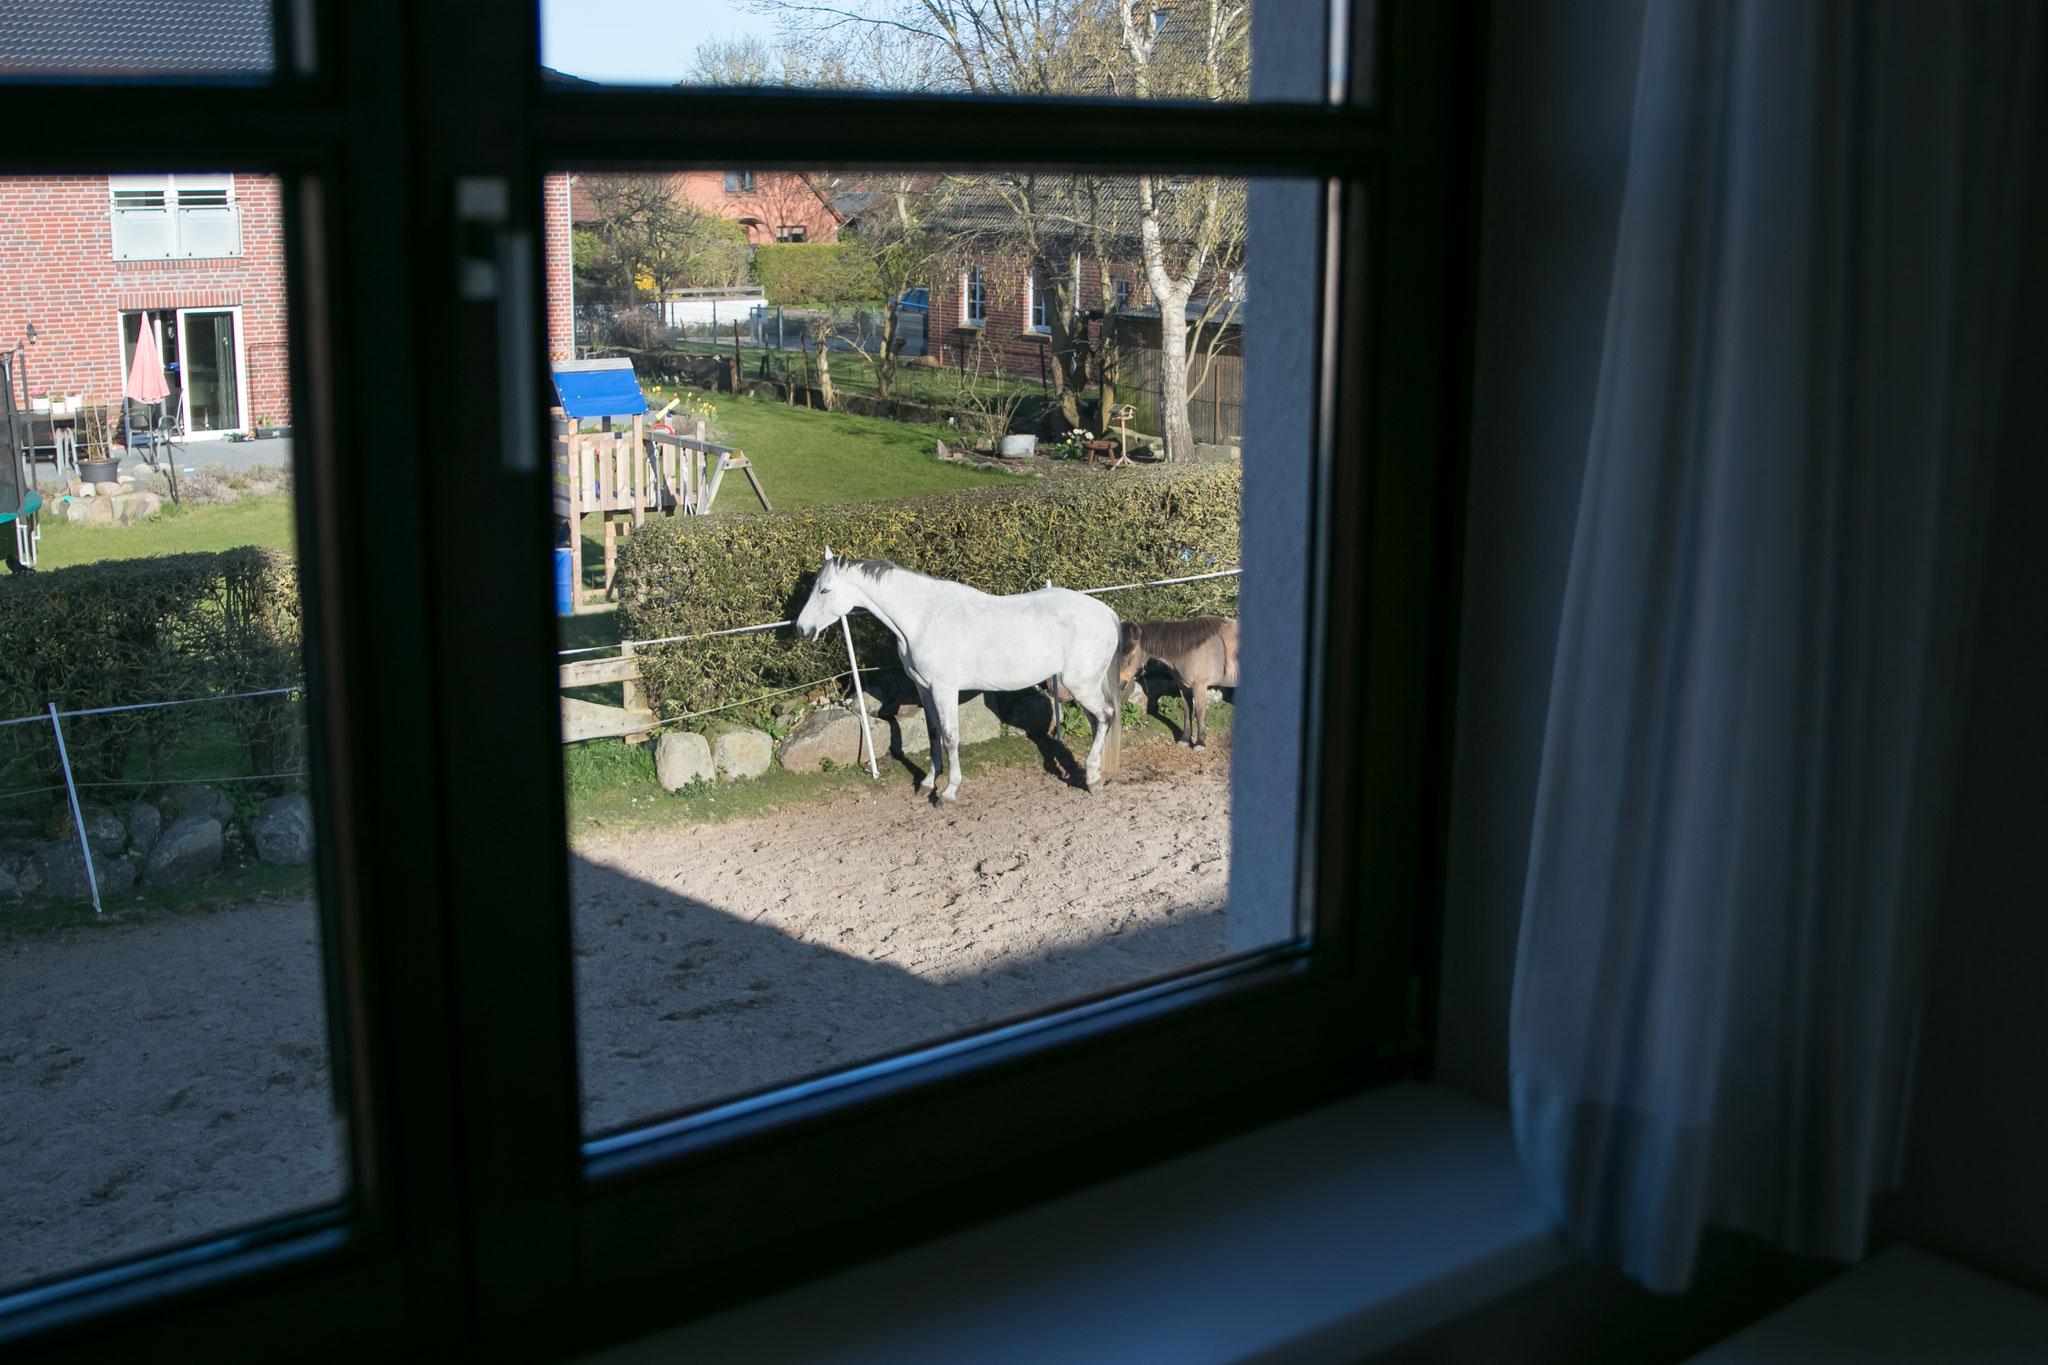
left=776, top=224, right=806, bottom=243
left=108, top=173, right=242, bottom=260
left=724, top=170, right=757, bottom=192
left=1112, top=276, right=1133, bottom=309
left=1027, top=273, right=1049, bottom=332
left=963, top=264, right=987, bottom=326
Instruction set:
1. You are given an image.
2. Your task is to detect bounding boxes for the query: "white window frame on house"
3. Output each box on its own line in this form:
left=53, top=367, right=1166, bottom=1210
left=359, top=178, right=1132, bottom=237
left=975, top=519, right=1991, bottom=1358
left=1026, top=272, right=1049, bottom=333
left=1112, top=275, right=1133, bottom=309
left=108, top=173, right=243, bottom=261
left=724, top=170, right=757, bottom=192
left=776, top=224, right=806, bottom=243
left=962, top=264, right=987, bottom=326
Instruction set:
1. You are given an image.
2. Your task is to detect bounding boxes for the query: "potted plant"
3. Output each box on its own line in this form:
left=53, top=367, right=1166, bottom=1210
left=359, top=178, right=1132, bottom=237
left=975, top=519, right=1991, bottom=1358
left=76, top=404, right=121, bottom=484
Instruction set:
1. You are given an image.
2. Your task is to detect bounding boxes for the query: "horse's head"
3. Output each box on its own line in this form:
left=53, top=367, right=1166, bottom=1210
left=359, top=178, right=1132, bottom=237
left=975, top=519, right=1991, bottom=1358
left=794, top=547, right=851, bottom=642
left=1115, top=620, right=1145, bottom=688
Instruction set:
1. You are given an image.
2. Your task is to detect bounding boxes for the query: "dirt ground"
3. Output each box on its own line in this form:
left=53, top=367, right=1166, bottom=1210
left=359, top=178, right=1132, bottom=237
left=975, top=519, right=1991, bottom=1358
left=0, top=901, right=343, bottom=1291
left=574, top=739, right=1231, bottom=1132
left=0, top=740, right=1230, bottom=1290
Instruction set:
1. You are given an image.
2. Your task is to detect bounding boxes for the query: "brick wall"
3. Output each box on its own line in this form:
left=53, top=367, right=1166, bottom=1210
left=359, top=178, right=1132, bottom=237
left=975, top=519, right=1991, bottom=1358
left=0, top=173, right=290, bottom=430
left=543, top=173, right=574, bottom=361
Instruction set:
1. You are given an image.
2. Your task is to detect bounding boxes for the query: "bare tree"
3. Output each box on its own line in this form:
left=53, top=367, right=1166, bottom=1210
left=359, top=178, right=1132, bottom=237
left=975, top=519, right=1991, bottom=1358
left=741, top=0, right=1249, bottom=459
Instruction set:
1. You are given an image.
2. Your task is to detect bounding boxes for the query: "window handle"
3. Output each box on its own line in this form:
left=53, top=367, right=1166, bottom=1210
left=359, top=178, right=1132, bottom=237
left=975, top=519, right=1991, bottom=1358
left=455, top=176, right=538, bottom=473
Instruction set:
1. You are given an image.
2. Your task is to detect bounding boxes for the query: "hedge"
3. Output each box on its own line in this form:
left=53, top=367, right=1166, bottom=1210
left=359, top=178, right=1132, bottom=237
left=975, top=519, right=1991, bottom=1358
left=752, top=243, right=881, bottom=306
left=0, top=547, right=303, bottom=792
left=615, top=465, right=1240, bottom=720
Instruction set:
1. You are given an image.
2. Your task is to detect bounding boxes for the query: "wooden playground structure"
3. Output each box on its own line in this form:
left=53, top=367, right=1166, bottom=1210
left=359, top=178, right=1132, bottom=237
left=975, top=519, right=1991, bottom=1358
left=552, top=403, right=773, bottom=611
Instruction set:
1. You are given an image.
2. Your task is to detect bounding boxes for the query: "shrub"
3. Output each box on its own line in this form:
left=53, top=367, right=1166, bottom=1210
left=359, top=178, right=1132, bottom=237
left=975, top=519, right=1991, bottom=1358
left=753, top=243, right=881, bottom=306
left=615, top=465, right=1240, bottom=719
left=0, top=547, right=302, bottom=789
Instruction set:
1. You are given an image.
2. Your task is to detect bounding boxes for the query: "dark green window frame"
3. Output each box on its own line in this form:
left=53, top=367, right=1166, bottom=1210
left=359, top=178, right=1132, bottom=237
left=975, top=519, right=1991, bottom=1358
left=0, top=1, right=1484, bottom=1357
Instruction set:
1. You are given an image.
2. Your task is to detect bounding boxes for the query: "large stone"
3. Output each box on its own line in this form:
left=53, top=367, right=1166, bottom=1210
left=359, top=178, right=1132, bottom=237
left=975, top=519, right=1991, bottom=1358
left=144, top=815, right=224, bottom=886
left=777, top=708, right=865, bottom=773
left=66, top=803, right=129, bottom=855
left=653, top=732, right=714, bottom=791
left=94, top=480, right=122, bottom=496
left=0, top=862, right=20, bottom=900
left=126, top=801, right=163, bottom=857
left=114, top=491, right=164, bottom=525
left=163, top=784, right=235, bottom=827
left=890, top=693, right=1002, bottom=755
left=706, top=724, right=772, bottom=780
left=31, top=841, right=137, bottom=901
left=249, top=795, right=314, bottom=866
left=994, top=688, right=1058, bottom=738
left=65, top=496, right=114, bottom=524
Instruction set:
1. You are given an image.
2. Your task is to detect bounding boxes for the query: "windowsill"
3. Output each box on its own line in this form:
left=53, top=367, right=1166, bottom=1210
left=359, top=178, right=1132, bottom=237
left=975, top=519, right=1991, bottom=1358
left=578, top=1084, right=1574, bottom=1365
left=1024, top=328, right=1051, bottom=337
left=958, top=322, right=986, bottom=329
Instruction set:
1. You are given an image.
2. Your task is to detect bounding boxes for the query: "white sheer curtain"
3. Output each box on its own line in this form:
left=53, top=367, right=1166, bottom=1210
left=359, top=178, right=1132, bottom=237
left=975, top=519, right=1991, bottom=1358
left=1510, top=0, right=2039, bottom=1292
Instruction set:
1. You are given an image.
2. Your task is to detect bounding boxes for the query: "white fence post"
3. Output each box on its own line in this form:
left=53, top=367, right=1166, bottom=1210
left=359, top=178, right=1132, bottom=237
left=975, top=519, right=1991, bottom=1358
left=840, top=617, right=880, bottom=780
left=47, top=703, right=102, bottom=915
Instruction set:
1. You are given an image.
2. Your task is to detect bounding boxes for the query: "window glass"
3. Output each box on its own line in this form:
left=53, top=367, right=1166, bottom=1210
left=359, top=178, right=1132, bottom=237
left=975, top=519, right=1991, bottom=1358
left=540, top=0, right=1331, bottom=103
left=549, top=167, right=1315, bottom=1137
left=0, top=172, right=345, bottom=1292
left=0, top=3, right=274, bottom=80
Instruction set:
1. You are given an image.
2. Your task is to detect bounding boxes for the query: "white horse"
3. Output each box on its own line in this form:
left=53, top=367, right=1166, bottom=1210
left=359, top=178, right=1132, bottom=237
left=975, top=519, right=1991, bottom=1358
left=793, top=549, right=1122, bottom=803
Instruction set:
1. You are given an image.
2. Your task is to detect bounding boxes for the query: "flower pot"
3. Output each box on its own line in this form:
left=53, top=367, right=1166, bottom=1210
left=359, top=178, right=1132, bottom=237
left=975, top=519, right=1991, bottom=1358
left=78, top=458, right=120, bottom=483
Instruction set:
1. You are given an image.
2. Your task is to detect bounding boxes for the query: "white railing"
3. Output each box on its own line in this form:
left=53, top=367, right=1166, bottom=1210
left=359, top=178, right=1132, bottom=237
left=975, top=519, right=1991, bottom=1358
left=111, top=205, right=243, bottom=261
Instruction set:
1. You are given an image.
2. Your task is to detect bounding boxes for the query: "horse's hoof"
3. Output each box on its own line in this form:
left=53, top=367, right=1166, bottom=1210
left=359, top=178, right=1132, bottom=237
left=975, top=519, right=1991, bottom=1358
left=1191, top=743, right=1206, bottom=752
left=936, top=790, right=958, bottom=805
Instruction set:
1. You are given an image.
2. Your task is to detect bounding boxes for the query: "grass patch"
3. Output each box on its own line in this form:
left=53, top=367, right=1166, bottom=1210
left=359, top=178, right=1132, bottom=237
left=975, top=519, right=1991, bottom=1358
left=0, top=861, right=315, bottom=943
left=32, top=494, right=296, bottom=569
left=570, top=389, right=1018, bottom=594
left=564, top=693, right=1232, bottom=844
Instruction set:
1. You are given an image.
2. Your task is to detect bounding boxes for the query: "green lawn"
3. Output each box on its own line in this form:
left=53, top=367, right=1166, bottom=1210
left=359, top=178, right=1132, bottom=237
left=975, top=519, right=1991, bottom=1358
left=691, top=389, right=1020, bottom=509
left=571, top=388, right=1022, bottom=600
left=31, top=494, right=296, bottom=569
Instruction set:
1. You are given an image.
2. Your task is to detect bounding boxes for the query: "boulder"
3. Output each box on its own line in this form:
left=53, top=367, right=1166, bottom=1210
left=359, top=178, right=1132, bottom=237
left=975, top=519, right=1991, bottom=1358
left=163, top=784, right=235, bottom=827
left=778, top=709, right=865, bottom=773
left=32, top=841, right=138, bottom=901
left=249, top=795, right=314, bottom=866
left=653, top=732, right=714, bottom=792
left=126, top=801, right=163, bottom=857
left=706, top=724, right=772, bottom=780
left=114, top=491, right=164, bottom=525
left=66, top=803, right=129, bottom=855
left=891, top=693, right=1002, bottom=755
left=144, top=815, right=224, bottom=886
left=65, top=496, right=114, bottom=524
left=94, top=480, right=122, bottom=496
left=0, top=862, right=20, bottom=900
left=994, top=689, right=1058, bottom=738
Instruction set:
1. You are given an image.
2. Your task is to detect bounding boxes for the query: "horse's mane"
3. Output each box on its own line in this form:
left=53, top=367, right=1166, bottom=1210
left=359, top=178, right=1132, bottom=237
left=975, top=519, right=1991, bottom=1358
left=1128, top=615, right=1232, bottom=656
left=839, top=557, right=941, bottom=586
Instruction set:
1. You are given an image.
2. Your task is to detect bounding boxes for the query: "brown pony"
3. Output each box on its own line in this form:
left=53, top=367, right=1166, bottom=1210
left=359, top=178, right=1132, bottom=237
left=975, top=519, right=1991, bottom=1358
left=1116, top=615, right=1239, bottom=750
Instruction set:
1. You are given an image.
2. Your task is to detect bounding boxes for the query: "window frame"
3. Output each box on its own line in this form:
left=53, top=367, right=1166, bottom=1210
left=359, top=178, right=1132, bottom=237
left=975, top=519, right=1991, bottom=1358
left=0, top=0, right=1487, bottom=1356
left=1026, top=270, right=1050, bottom=334
left=962, top=262, right=988, bottom=327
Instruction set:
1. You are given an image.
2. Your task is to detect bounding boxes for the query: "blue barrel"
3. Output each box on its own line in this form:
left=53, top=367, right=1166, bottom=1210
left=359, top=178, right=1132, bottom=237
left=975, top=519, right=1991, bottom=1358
left=554, top=546, right=577, bottom=615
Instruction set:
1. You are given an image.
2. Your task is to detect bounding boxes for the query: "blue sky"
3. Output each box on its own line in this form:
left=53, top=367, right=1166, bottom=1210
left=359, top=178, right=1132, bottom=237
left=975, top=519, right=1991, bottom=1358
left=541, top=0, right=777, bottom=86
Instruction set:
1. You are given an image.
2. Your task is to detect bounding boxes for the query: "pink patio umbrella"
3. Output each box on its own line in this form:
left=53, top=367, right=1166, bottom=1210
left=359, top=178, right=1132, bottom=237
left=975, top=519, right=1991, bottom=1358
left=123, top=318, right=176, bottom=499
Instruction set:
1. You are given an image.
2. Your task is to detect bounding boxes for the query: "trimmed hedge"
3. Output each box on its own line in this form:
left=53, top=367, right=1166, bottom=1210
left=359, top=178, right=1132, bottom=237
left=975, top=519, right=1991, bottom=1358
left=615, top=465, right=1240, bottom=720
left=0, top=548, right=303, bottom=790
left=752, top=243, right=881, bottom=306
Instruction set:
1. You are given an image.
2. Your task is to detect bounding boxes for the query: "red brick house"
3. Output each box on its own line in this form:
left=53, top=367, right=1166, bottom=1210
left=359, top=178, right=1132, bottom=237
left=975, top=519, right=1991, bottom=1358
left=566, top=171, right=846, bottom=247
left=0, top=173, right=289, bottom=437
